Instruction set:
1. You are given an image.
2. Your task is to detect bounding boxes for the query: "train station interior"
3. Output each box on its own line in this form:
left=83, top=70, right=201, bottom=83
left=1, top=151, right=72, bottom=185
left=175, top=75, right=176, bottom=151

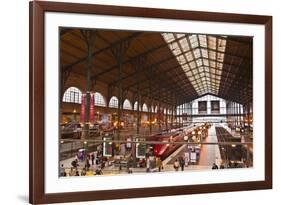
left=59, top=28, right=253, bottom=177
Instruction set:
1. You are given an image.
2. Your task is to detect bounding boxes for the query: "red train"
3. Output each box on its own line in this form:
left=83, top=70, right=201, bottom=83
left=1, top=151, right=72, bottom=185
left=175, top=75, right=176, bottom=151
left=152, top=124, right=207, bottom=160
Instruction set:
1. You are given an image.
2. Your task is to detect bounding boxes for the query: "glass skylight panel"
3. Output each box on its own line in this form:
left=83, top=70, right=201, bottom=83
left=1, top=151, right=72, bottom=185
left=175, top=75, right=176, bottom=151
left=199, top=66, right=204, bottom=73
left=218, top=38, right=227, bottom=52
left=202, top=49, right=208, bottom=58
left=196, top=59, right=203, bottom=66
left=208, top=50, right=216, bottom=60
left=193, top=48, right=201, bottom=58
left=162, top=33, right=175, bottom=43
left=177, top=55, right=186, bottom=65
left=169, top=42, right=181, bottom=55
left=217, top=62, right=223, bottom=69
left=203, top=59, right=209, bottom=66
left=185, top=52, right=193, bottom=61
left=182, top=64, right=190, bottom=71
left=186, top=71, right=192, bottom=76
left=193, top=69, right=198, bottom=74
left=176, top=33, right=185, bottom=38
left=179, top=38, right=190, bottom=52
left=208, top=36, right=216, bottom=49
left=189, top=76, right=195, bottom=81
left=199, top=35, right=207, bottom=47
left=217, top=53, right=225, bottom=62
left=210, top=60, right=216, bottom=68
left=189, top=61, right=196, bottom=69
left=189, top=35, right=199, bottom=48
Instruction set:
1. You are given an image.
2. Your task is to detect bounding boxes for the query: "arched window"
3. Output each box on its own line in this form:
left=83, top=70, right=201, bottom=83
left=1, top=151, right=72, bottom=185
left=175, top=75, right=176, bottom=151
left=142, top=103, right=148, bottom=112
left=164, top=108, right=167, bottom=114
left=94, top=92, right=106, bottom=107
left=168, top=109, right=172, bottom=114
left=109, top=96, right=118, bottom=108
left=154, top=106, right=158, bottom=113
left=151, top=106, right=154, bottom=113
left=62, top=87, right=82, bottom=104
left=123, top=99, right=132, bottom=110
left=134, top=101, right=141, bottom=111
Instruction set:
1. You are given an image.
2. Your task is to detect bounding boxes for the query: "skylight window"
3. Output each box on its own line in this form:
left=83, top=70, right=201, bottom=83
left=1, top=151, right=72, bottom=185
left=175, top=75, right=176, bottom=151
left=162, top=33, right=227, bottom=95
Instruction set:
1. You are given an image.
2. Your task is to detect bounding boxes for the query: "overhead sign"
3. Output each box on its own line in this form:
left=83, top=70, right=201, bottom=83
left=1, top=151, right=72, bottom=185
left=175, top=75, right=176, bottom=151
left=136, top=138, right=146, bottom=159
left=103, top=137, right=113, bottom=157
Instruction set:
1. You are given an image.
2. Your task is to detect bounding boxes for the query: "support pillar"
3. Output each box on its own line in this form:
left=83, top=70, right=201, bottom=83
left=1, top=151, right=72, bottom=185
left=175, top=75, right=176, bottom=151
left=110, top=39, right=130, bottom=141
left=165, top=106, right=168, bottom=131
left=171, top=106, right=174, bottom=128
left=80, top=30, right=96, bottom=140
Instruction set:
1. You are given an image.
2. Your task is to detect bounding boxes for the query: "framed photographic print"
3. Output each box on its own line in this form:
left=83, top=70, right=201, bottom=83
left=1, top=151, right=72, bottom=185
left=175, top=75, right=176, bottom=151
left=29, top=1, right=272, bottom=204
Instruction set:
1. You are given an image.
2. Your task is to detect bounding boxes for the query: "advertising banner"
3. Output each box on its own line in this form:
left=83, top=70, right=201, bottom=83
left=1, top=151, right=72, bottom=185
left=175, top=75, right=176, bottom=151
left=80, top=93, right=86, bottom=122
left=90, top=92, right=95, bottom=123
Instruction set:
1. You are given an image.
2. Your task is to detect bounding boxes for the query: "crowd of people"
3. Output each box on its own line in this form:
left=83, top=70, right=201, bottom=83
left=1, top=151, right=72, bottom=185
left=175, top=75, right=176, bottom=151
left=211, top=160, right=247, bottom=170
left=60, top=144, right=108, bottom=176
left=173, top=156, right=186, bottom=171
left=60, top=140, right=247, bottom=177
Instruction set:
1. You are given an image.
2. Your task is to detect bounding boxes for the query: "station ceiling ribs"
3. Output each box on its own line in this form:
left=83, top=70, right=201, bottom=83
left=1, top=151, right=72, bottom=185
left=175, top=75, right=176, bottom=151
left=60, top=28, right=253, bottom=106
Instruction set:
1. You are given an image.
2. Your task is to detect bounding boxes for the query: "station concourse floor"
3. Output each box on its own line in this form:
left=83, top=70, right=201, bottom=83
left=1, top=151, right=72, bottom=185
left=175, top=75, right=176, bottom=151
left=198, top=125, right=221, bottom=166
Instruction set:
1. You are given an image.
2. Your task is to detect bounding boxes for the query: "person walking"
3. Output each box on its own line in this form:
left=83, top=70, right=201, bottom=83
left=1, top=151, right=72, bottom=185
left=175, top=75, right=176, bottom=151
left=156, top=157, right=163, bottom=172
left=71, top=159, right=79, bottom=169
left=127, top=156, right=134, bottom=174
left=146, top=157, right=150, bottom=172
left=81, top=168, right=86, bottom=176
left=184, top=152, right=189, bottom=166
left=60, top=164, right=65, bottom=177
left=179, top=156, right=185, bottom=171
left=173, top=159, right=180, bottom=171
left=69, top=167, right=76, bottom=176
left=212, top=163, right=219, bottom=169
left=85, top=156, right=91, bottom=171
